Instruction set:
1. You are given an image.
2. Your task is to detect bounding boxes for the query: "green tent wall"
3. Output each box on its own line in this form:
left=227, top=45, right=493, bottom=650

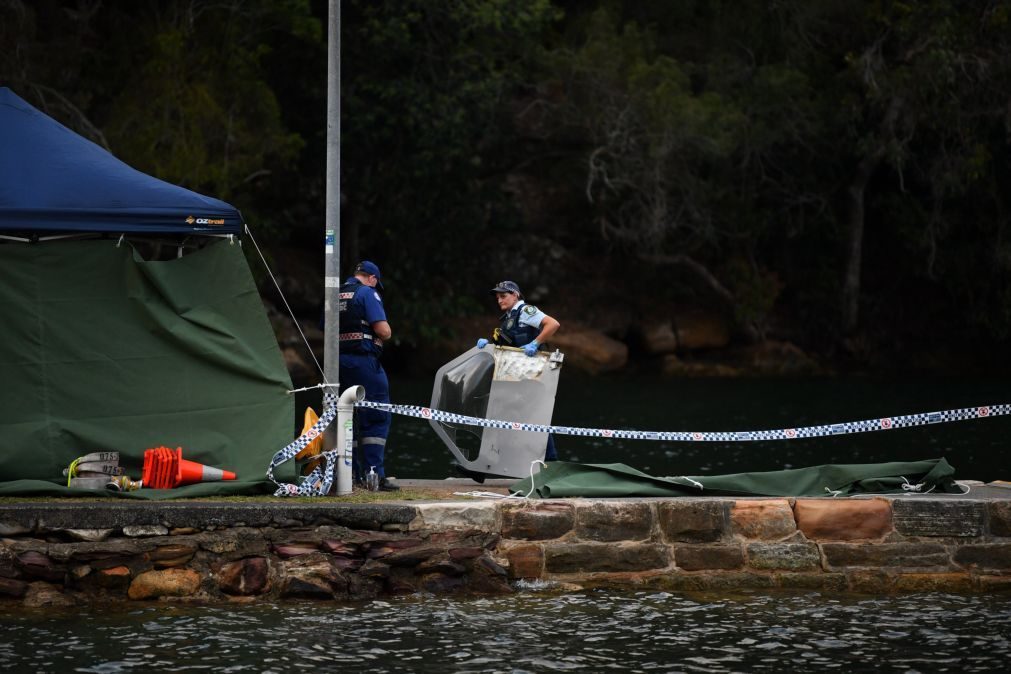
left=0, top=240, right=294, bottom=497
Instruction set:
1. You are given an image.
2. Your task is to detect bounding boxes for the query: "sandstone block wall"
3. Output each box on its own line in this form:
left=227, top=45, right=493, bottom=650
left=498, top=497, right=1011, bottom=594
left=1, top=496, right=1009, bottom=607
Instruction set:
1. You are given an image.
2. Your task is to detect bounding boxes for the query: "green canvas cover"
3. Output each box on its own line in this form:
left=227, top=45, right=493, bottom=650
left=0, top=240, right=294, bottom=498
left=510, top=458, right=960, bottom=498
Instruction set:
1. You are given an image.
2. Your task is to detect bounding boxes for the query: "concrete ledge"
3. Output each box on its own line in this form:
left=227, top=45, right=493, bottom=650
left=2, top=494, right=1010, bottom=606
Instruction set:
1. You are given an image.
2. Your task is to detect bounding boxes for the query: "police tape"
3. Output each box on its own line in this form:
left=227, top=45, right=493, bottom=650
left=355, top=400, right=1011, bottom=442
left=268, top=391, right=340, bottom=496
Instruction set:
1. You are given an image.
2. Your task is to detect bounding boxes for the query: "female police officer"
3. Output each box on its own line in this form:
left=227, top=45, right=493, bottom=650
left=476, top=280, right=561, bottom=460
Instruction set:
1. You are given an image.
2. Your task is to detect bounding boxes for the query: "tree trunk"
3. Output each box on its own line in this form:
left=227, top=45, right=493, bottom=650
left=638, top=252, right=761, bottom=343
left=840, top=96, right=903, bottom=336
left=840, top=160, right=874, bottom=335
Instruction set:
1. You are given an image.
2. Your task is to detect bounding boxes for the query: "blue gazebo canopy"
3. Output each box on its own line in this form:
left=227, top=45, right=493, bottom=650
left=0, top=87, right=242, bottom=235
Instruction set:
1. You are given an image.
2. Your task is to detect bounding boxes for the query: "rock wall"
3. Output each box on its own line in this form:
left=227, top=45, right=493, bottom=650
left=499, top=497, right=1011, bottom=594
left=2, top=497, right=1009, bottom=607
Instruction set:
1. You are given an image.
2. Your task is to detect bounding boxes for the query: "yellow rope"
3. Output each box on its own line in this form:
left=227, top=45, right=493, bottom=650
left=66, top=457, right=81, bottom=487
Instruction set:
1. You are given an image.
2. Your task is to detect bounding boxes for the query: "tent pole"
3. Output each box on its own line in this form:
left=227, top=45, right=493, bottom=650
left=324, top=0, right=350, bottom=495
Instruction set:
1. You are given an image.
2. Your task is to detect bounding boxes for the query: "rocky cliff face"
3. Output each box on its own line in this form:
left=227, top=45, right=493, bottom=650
left=256, top=245, right=820, bottom=389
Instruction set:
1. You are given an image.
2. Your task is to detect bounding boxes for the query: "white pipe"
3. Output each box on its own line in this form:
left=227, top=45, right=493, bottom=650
left=334, top=385, right=364, bottom=495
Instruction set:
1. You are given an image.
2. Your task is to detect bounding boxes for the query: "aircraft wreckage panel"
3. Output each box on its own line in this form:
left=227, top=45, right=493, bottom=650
left=429, top=345, right=564, bottom=480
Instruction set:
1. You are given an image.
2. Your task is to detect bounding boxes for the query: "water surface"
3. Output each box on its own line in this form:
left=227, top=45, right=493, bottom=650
left=1, top=589, right=1008, bottom=672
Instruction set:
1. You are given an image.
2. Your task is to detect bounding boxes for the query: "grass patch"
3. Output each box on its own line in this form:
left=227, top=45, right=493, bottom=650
left=0, top=488, right=474, bottom=505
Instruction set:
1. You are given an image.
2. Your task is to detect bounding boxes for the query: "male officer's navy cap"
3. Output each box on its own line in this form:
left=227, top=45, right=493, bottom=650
left=490, top=280, right=522, bottom=295
left=355, top=260, right=383, bottom=289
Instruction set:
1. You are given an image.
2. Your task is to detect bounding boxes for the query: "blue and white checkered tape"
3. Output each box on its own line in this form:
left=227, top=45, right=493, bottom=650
left=268, top=391, right=340, bottom=497
left=354, top=400, right=1010, bottom=442
left=270, top=397, right=1008, bottom=495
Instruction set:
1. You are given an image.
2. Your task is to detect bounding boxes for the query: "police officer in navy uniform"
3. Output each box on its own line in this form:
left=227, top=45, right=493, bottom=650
left=476, top=280, right=561, bottom=460
left=338, top=261, right=398, bottom=490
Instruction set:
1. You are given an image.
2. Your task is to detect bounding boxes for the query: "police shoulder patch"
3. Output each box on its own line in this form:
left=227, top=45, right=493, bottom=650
left=523, top=305, right=538, bottom=315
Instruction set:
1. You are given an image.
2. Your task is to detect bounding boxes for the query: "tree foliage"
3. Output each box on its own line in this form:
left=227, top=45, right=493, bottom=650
left=2, top=0, right=1011, bottom=369
left=531, top=0, right=1011, bottom=355
left=340, top=0, right=559, bottom=342
left=0, top=0, right=320, bottom=228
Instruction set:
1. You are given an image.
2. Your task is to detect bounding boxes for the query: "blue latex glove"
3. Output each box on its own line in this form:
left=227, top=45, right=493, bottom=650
left=476, top=338, right=489, bottom=349
left=523, top=340, right=539, bottom=357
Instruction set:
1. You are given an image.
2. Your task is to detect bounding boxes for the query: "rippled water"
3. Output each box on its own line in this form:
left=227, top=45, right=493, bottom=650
left=1, top=589, right=1009, bottom=672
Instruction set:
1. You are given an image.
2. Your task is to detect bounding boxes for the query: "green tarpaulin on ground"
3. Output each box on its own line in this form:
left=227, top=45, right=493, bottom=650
left=510, top=457, right=961, bottom=498
left=0, top=240, right=294, bottom=498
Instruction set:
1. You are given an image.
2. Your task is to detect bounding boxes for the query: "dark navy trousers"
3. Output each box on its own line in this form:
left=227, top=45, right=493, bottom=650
left=545, top=434, right=558, bottom=461
left=339, top=353, right=391, bottom=479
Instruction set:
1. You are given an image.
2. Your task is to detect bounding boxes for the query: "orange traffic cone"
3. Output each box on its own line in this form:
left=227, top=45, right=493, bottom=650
left=142, top=447, right=176, bottom=489
left=177, top=450, right=236, bottom=485
left=142, top=447, right=236, bottom=489
left=294, top=406, right=324, bottom=475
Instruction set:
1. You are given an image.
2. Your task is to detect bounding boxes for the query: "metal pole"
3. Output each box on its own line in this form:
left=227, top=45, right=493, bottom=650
left=324, top=0, right=351, bottom=495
